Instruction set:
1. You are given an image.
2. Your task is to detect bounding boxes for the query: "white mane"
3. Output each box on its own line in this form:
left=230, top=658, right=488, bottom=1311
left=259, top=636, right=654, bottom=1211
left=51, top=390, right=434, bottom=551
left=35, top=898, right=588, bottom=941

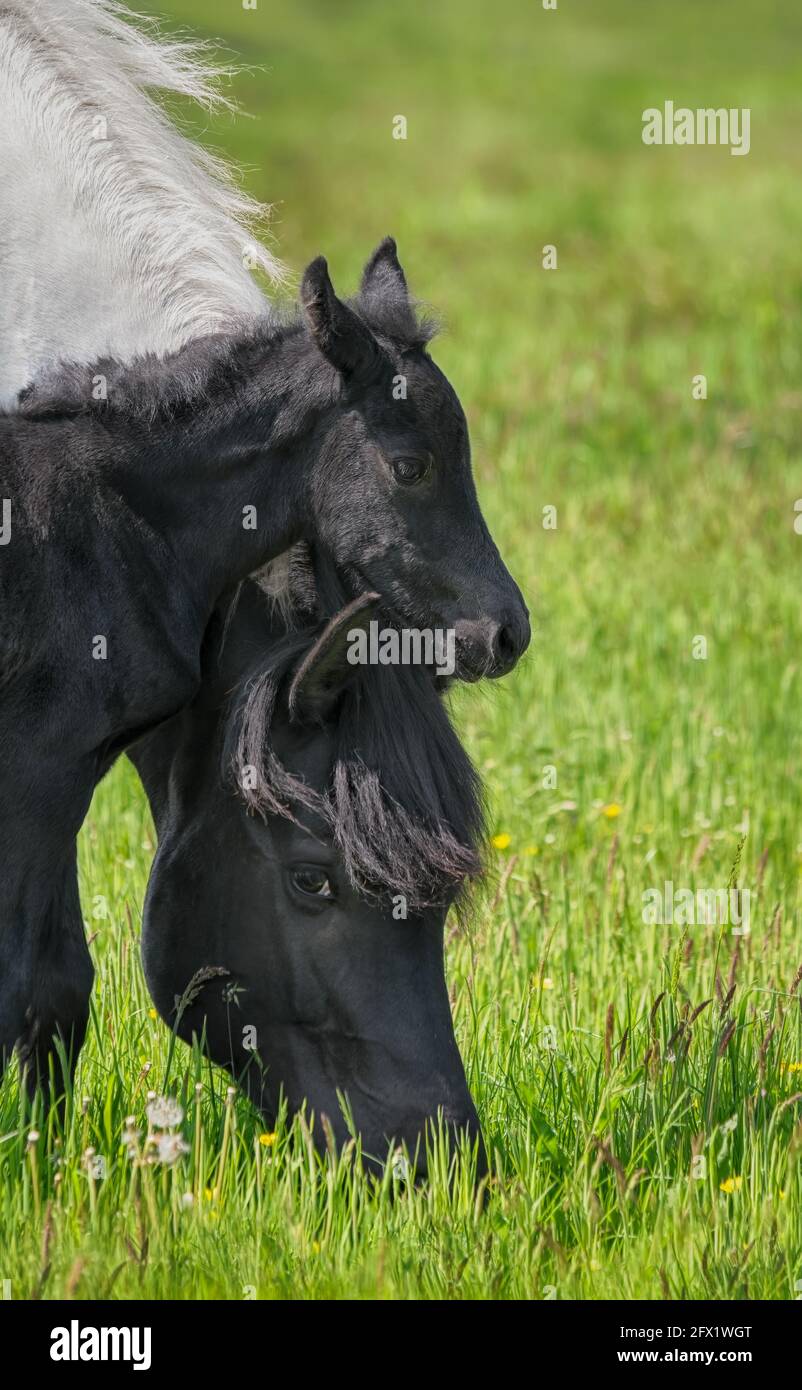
left=0, top=0, right=284, bottom=408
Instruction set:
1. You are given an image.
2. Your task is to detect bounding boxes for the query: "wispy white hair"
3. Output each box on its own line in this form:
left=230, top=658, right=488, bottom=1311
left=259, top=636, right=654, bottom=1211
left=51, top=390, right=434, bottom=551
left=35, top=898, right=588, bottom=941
left=0, top=0, right=284, bottom=407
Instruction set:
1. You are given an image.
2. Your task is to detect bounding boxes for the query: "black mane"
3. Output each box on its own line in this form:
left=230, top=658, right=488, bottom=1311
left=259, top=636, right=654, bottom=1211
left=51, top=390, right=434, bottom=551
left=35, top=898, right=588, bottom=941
left=224, top=617, right=484, bottom=913
left=15, top=297, right=438, bottom=424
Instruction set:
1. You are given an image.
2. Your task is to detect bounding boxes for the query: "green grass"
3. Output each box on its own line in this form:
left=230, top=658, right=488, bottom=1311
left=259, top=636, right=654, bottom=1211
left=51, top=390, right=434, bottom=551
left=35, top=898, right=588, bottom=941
left=3, top=0, right=802, bottom=1300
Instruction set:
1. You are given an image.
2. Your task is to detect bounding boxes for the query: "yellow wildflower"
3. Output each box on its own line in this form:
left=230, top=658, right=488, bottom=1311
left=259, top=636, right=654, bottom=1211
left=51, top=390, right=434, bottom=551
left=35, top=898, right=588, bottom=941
left=719, top=1176, right=742, bottom=1194
left=259, top=1132, right=277, bottom=1147
left=602, top=803, right=622, bottom=819
left=491, top=833, right=512, bottom=850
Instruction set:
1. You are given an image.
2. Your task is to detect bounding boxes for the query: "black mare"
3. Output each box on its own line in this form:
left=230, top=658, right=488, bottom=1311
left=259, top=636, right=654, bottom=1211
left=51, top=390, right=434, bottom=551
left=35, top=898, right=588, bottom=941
left=130, top=573, right=487, bottom=1175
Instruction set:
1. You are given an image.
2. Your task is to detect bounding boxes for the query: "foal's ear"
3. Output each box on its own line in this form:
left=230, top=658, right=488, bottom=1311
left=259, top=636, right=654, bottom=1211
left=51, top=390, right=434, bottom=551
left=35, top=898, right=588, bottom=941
left=301, top=255, right=383, bottom=380
left=360, top=236, right=409, bottom=303
left=288, top=592, right=382, bottom=724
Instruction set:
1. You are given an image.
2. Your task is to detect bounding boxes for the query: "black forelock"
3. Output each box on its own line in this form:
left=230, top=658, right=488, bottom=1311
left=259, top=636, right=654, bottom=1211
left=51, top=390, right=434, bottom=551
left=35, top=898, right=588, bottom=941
left=350, top=294, right=439, bottom=355
left=224, top=625, right=484, bottom=913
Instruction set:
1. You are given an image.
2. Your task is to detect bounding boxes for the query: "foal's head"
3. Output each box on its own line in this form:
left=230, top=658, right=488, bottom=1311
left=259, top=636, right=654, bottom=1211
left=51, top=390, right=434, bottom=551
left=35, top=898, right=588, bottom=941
left=131, top=578, right=487, bottom=1176
left=295, top=238, right=530, bottom=681
left=18, top=238, right=530, bottom=683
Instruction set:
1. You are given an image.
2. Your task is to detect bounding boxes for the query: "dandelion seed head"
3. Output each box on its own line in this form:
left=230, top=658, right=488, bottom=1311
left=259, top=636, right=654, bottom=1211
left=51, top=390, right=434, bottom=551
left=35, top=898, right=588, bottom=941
left=155, top=1133, right=190, bottom=1166
left=146, top=1095, right=184, bottom=1129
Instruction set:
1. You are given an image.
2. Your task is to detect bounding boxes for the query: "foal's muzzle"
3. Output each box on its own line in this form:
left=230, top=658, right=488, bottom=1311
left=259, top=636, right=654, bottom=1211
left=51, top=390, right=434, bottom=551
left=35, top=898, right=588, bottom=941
left=454, top=607, right=531, bottom=680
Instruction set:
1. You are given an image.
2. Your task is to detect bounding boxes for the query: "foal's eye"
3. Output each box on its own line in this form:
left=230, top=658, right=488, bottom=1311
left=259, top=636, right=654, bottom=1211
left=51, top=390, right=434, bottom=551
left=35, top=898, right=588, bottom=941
left=291, top=867, right=335, bottom=900
left=391, top=453, right=432, bottom=486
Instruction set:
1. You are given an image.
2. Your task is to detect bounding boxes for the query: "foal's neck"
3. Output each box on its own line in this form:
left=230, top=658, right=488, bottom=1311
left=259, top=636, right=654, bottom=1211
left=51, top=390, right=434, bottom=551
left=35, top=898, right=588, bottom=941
left=109, top=326, right=333, bottom=613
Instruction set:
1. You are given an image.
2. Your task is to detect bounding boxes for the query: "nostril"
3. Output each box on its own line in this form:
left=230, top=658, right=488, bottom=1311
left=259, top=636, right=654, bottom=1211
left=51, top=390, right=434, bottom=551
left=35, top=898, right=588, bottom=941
left=494, top=623, right=517, bottom=666
left=454, top=612, right=528, bottom=680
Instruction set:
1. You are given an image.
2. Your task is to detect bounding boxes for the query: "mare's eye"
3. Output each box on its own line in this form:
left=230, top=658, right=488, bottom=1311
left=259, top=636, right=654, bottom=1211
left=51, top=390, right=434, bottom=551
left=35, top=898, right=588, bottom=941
left=391, top=453, right=432, bottom=486
left=291, top=867, right=335, bottom=900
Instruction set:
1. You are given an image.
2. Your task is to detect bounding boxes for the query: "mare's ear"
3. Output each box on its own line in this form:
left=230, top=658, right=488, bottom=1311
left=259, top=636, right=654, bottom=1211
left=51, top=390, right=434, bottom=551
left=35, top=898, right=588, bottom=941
left=301, top=256, right=384, bottom=380
left=288, top=592, right=382, bottom=724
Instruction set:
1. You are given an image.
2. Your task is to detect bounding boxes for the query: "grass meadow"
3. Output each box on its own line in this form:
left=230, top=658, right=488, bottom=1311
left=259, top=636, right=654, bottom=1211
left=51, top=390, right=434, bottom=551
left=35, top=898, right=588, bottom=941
left=2, top=0, right=802, bottom=1300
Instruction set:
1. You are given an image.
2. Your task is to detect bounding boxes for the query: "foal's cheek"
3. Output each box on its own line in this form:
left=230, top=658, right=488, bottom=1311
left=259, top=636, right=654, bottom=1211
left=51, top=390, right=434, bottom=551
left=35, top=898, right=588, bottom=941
left=318, top=472, right=400, bottom=568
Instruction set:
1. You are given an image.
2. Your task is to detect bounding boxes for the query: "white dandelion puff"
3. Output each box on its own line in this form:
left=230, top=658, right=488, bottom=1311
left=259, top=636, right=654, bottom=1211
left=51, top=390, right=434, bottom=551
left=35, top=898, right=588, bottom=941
left=146, top=1095, right=184, bottom=1130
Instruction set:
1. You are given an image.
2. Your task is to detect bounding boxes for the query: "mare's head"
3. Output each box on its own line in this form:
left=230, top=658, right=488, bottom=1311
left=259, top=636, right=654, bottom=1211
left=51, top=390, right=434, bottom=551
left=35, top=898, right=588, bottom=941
left=295, top=237, right=529, bottom=680
left=130, top=577, right=486, bottom=1176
